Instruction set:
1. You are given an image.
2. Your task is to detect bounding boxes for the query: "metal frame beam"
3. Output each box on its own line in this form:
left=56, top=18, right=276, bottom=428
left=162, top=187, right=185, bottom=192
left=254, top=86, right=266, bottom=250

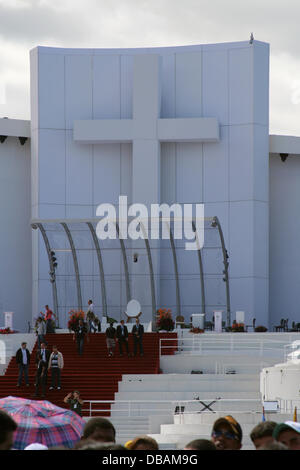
left=61, top=222, right=83, bottom=311
left=212, top=216, right=231, bottom=326
left=116, top=222, right=131, bottom=304
left=32, top=223, right=59, bottom=327
left=86, top=222, right=107, bottom=317
left=192, top=220, right=206, bottom=314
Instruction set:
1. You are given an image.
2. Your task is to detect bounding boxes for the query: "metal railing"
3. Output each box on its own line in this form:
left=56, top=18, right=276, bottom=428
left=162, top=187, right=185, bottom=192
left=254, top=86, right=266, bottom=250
left=276, top=398, right=300, bottom=413
left=159, top=336, right=293, bottom=359
left=215, top=362, right=270, bottom=374
left=82, top=398, right=262, bottom=418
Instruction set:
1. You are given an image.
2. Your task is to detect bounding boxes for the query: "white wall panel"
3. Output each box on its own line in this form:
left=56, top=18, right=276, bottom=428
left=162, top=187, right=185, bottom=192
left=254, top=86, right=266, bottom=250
left=65, top=55, right=93, bottom=129
left=93, top=55, right=121, bottom=119
left=93, top=143, right=121, bottom=205
left=202, top=49, right=228, bottom=125
left=229, top=47, right=252, bottom=125
left=203, top=126, right=229, bottom=203
left=38, top=53, right=65, bottom=129
left=175, top=51, right=202, bottom=118
left=66, top=131, right=93, bottom=205
left=176, top=143, right=203, bottom=203
left=38, top=130, right=66, bottom=205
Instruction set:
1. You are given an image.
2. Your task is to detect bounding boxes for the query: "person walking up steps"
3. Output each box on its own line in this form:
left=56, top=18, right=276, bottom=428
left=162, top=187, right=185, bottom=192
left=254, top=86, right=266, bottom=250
left=132, top=318, right=144, bottom=357
left=73, top=319, right=87, bottom=356
left=16, top=342, right=30, bottom=388
left=48, top=345, right=64, bottom=390
left=106, top=323, right=116, bottom=357
left=116, top=320, right=130, bottom=356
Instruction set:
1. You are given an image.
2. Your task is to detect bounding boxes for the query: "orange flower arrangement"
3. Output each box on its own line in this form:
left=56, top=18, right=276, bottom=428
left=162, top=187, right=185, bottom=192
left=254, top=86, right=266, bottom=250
left=68, top=310, right=85, bottom=331
left=156, top=308, right=174, bottom=331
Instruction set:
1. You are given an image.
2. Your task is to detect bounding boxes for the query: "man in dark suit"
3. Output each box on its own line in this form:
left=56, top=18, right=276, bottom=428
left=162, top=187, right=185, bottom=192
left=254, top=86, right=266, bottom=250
left=16, top=342, right=31, bottom=387
left=35, top=342, right=50, bottom=386
left=116, top=320, right=130, bottom=356
left=73, top=320, right=87, bottom=356
left=132, top=318, right=144, bottom=357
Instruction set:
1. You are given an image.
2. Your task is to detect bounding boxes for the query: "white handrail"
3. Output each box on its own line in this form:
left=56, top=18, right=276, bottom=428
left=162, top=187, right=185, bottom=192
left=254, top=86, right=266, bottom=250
left=159, top=337, right=290, bottom=358
left=82, top=398, right=262, bottom=418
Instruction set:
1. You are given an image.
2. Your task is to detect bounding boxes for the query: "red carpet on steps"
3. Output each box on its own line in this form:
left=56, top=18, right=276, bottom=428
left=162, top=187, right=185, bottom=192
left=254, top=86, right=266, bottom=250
left=0, top=332, right=177, bottom=416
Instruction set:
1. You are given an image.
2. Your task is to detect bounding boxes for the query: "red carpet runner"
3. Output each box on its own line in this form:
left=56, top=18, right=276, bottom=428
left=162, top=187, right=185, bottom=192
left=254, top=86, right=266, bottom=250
left=0, top=332, right=177, bottom=416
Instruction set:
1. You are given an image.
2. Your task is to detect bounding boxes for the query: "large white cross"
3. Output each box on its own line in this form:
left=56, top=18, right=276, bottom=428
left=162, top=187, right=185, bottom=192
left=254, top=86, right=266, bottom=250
left=74, top=54, right=219, bottom=207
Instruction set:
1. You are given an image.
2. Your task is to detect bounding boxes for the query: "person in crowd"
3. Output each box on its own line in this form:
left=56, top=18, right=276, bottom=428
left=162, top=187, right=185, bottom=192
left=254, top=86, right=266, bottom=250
left=44, top=305, right=56, bottom=333
left=94, top=316, right=101, bottom=333
left=77, top=441, right=124, bottom=450
left=73, top=319, right=87, bottom=356
left=86, top=300, right=96, bottom=333
left=184, top=439, right=216, bottom=450
left=116, top=320, right=130, bottom=356
left=36, top=317, right=46, bottom=348
left=250, top=421, right=277, bottom=449
left=106, top=322, right=116, bottom=357
left=272, top=421, right=300, bottom=450
left=128, top=435, right=159, bottom=450
left=34, top=352, right=47, bottom=398
left=0, top=410, right=17, bottom=450
left=132, top=318, right=144, bottom=357
left=49, top=345, right=64, bottom=390
left=81, top=417, right=116, bottom=443
left=24, top=443, right=48, bottom=450
left=258, top=441, right=288, bottom=450
left=211, top=415, right=242, bottom=450
left=35, top=342, right=50, bottom=388
left=16, top=342, right=30, bottom=388
left=64, top=391, right=84, bottom=417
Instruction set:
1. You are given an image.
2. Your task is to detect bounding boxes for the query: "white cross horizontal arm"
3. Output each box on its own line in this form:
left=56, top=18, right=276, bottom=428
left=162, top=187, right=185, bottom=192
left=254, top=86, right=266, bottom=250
left=74, top=117, right=219, bottom=144
left=73, top=119, right=133, bottom=144
left=157, top=117, right=219, bottom=142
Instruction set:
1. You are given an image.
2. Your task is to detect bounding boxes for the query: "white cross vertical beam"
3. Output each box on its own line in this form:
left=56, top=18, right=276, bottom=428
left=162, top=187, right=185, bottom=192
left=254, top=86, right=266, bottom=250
left=132, top=54, right=161, bottom=207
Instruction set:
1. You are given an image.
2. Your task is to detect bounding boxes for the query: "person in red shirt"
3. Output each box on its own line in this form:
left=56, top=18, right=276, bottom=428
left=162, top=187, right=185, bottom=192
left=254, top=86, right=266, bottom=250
left=44, top=305, right=56, bottom=333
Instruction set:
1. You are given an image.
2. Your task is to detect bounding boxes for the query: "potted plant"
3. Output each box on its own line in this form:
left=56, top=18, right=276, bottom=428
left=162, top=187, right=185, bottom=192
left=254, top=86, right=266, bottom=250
left=255, top=325, right=268, bottom=332
left=232, top=321, right=245, bottom=332
left=68, top=310, right=85, bottom=332
left=156, top=309, right=174, bottom=332
left=189, top=327, right=204, bottom=334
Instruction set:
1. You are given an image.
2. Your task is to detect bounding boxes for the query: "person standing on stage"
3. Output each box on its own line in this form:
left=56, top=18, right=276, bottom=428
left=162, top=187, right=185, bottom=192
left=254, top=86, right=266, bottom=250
left=132, top=318, right=144, bottom=357
left=16, top=342, right=30, bottom=388
left=44, top=305, right=56, bottom=333
left=106, top=323, right=116, bottom=357
left=73, top=319, right=87, bottom=356
left=116, top=320, right=130, bottom=356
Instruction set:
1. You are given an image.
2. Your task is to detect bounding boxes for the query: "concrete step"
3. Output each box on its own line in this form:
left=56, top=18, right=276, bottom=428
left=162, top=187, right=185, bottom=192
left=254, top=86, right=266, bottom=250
left=114, top=391, right=261, bottom=400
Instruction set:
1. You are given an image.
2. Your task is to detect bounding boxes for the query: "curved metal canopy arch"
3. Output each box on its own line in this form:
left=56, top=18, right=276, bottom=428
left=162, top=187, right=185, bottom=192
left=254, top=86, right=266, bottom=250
left=211, top=216, right=231, bottom=326
left=61, top=222, right=83, bottom=312
left=31, top=222, right=59, bottom=327
left=86, top=222, right=108, bottom=318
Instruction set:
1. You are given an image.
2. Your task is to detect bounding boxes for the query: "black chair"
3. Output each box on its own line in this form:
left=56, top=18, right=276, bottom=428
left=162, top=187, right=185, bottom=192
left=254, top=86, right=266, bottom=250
left=274, top=318, right=285, bottom=332
left=284, top=319, right=289, bottom=332
left=204, top=321, right=213, bottom=331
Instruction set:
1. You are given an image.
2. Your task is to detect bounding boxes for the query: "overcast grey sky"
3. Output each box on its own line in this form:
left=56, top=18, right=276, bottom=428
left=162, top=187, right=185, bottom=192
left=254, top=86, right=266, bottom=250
left=0, top=0, right=299, bottom=135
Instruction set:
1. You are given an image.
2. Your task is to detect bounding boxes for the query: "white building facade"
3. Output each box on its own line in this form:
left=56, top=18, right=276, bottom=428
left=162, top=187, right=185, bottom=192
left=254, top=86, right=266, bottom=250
left=0, top=39, right=299, bottom=331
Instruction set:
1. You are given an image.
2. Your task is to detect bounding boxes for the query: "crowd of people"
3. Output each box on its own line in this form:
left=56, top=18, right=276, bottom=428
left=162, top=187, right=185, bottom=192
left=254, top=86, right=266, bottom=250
left=34, top=301, right=144, bottom=359
left=1, top=409, right=300, bottom=451
left=9, top=302, right=300, bottom=451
